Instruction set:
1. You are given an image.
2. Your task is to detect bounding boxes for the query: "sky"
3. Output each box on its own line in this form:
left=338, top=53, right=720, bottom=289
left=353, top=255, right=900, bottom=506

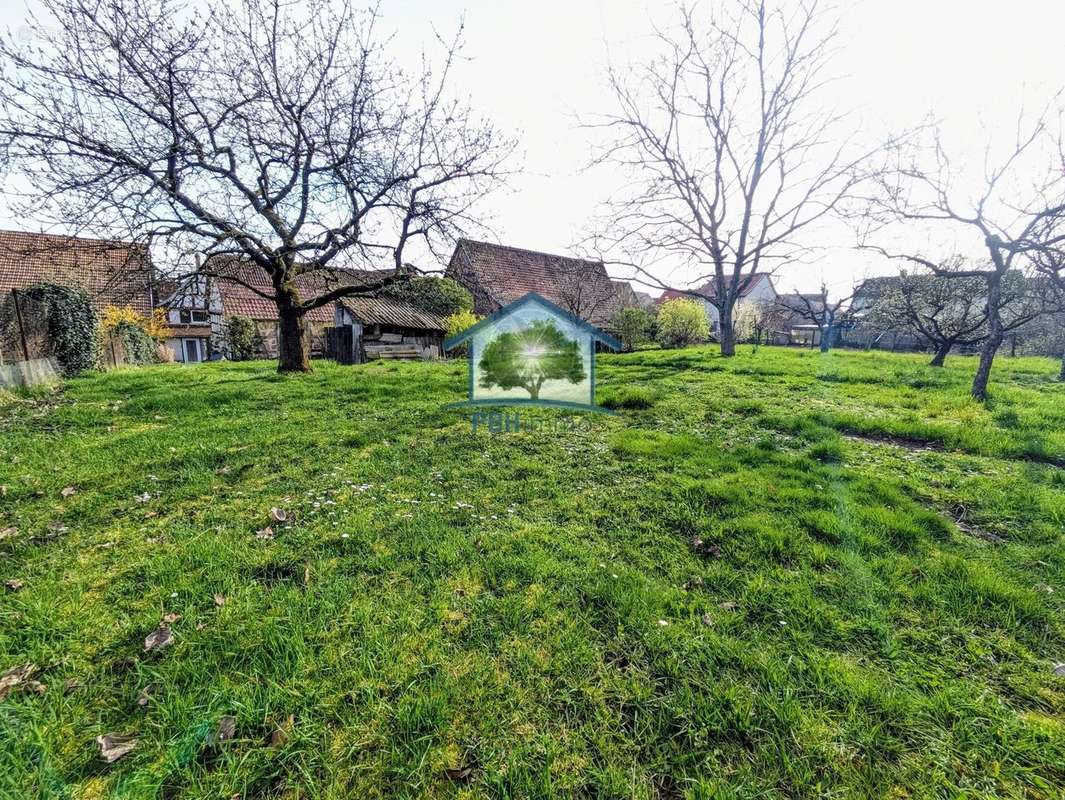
left=2, top=0, right=1063, bottom=296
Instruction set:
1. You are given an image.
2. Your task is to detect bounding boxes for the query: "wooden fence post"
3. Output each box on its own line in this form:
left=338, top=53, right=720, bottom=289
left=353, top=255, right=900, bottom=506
left=11, top=289, right=31, bottom=362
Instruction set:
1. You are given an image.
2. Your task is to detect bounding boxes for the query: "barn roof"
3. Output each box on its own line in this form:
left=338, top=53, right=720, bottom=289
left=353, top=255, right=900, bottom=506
left=447, top=239, right=624, bottom=327
left=337, top=295, right=447, bottom=331
left=0, top=229, right=154, bottom=314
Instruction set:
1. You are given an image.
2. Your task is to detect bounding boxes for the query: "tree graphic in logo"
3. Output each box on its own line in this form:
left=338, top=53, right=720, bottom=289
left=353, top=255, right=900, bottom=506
left=478, top=319, right=586, bottom=400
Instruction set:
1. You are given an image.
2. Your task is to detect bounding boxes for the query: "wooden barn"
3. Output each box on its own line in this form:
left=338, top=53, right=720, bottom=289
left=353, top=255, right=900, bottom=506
left=330, top=296, right=447, bottom=363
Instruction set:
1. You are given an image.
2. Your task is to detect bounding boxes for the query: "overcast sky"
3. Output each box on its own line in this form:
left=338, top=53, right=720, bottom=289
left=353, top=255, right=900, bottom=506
left=3, top=0, right=1063, bottom=295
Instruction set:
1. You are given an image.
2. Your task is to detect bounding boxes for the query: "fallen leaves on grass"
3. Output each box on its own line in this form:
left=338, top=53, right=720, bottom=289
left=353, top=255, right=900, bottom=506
left=61, top=486, right=76, bottom=498
left=162, top=612, right=181, bottom=624
left=0, top=663, right=42, bottom=699
left=255, top=527, right=274, bottom=540
left=0, top=527, right=17, bottom=541
left=269, top=714, right=295, bottom=747
left=213, top=593, right=226, bottom=607
left=96, top=733, right=137, bottom=763
left=719, top=601, right=739, bottom=611
left=5, top=579, right=24, bottom=591
left=144, top=625, right=173, bottom=652
left=209, top=715, right=236, bottom=745
left=691, top=537, right=722, bottom=558
left=443, top=767, right=473, bottom=783
left=136, top=685, right=152, bottom=706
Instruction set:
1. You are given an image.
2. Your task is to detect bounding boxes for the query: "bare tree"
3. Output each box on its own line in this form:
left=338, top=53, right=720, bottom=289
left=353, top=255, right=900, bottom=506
left=865, top=108, right=1065, bottom=398
left=863, top=268, right=988, bottom=366
left=0, top=0, right=512, bottom=371
left=585, top=0, right=876, bottom=357
left=553, top=259, right=618, bottom=324
left=780, top=283, right=853, bottom=353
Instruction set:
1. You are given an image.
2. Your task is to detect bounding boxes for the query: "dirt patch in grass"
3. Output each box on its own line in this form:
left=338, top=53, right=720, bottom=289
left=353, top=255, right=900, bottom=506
left=843, top=431, right=945, bottom=453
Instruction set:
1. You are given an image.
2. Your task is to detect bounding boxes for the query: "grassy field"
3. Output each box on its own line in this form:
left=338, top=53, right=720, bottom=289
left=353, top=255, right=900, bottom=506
left=1, top=346, right=1063, bottom=799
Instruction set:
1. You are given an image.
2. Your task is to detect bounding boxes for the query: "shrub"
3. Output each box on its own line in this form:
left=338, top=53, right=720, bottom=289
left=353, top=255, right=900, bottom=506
left=444, top=309, right=479, bottom=356
left=656, top=298, right=709, bottom=348
left=112, top=322, right=159, bottom=365
left=611, top=307, right=655, bottom=352
left=101, top=305, right=167, bottom=366
left=388, top=276, right=473, bottom=317
left=225, top=315, right=261, bottom=361
left=102, top=305, right=169, bottom=340
left=21, top=284, right=99, bottom=375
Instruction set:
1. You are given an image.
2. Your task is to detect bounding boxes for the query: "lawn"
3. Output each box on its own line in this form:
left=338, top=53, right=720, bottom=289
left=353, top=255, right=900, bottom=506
left=1, top=346, right=1063, bottom=799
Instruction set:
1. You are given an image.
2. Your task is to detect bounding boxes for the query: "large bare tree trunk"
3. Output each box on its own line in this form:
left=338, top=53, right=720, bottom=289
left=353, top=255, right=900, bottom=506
left=929, top=340, right=951, bottom=367
left=819, top=323, right=832, bottom=353
left=718, top=307, right=736, bottom=357
left=1059, top=350, right=1064, bottom=382
left=277, top=299, right=311, bottom=373
left=971, top=279, right=1003, bottom=400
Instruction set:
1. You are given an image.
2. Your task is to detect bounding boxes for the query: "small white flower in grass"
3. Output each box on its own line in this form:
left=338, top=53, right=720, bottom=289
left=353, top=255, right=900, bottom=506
left=657, top=619, right=669, bottom=627
left=611, top=573, right=619, bottom=579
left=341, top=533, right=350, bottom=539
left=598, top=563, right=606, bottom=568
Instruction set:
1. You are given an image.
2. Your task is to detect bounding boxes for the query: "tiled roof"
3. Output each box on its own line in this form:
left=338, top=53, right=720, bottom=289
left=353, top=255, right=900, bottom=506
left=204, top=256, right=392, bottom=324
left=338, top=296, right=447, bottom=331
left=0, top=229, right=153, bottom=313
left=656, top=273, right=775, bottom=305
left=447, top=239, right=622, bottom=327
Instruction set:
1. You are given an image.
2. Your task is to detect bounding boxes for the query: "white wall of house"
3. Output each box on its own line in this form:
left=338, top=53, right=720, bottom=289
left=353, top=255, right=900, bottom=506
left=703, top=275, right=778, bottom=332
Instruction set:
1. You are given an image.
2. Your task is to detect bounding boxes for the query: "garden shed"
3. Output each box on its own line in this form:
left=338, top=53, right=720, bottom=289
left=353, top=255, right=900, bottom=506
left=331, top=296, right=447, bottom=362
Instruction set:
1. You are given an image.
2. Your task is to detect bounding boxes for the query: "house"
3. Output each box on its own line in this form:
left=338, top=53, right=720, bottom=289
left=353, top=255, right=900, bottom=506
left=153, top=275, right=223, bottom=363
left=0, top=229, right=155, bottom=363
left=332, top=295, right=447, bottom=362
left=445, top=239, right=634, bottom=330
left=443, top=291, right=620, bottom=410
left=656, top=273, right=778, bottom=335
left=0, top=230, right=154, bottom=313
left=197, top=257, right=396, bottom=360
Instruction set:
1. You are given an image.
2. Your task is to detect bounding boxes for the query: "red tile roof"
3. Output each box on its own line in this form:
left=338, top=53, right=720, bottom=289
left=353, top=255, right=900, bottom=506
left=656, top=273, right=775, bottom=305
left=446, top=239, right=624, bottom=327
left=204, top=256, right=392, bottom=324
left=0, top=230, right=153, bottom=313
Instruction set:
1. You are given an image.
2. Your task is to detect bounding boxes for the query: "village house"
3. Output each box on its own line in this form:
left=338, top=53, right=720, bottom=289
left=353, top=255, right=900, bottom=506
left=445, top=238, right=641, bottom=331
left=0, top=229, right=157, bottom=363
left=657, top=273, right=779, bottom=336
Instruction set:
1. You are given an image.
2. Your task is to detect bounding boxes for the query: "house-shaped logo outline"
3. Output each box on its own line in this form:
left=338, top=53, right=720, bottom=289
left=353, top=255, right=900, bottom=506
left=443, top=292, right=621, bottom=413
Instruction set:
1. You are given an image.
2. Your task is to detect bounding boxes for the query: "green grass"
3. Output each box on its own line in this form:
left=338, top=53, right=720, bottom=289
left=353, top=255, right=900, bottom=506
left=1, top=346, right=1063, bottom=799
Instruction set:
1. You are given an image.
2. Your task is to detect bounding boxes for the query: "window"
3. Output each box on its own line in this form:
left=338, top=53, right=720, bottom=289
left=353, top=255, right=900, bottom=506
left=179, top=309, right=192, bottom=324
left=177, top=309, right=208, bottom=324
left=191, top=310, right=208, bottom=323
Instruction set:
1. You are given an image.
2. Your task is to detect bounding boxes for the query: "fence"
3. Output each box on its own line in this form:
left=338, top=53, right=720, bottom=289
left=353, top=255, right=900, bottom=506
left=0, top=289, right=61, bottom=388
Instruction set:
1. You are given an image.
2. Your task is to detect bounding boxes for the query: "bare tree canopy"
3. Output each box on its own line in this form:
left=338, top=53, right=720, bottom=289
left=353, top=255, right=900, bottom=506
left=864, top=104, right=1065, bottom=397
left=0, top=0, right=513, bottom=370
left=779, top=282, right=853, bottom=353
left=585, top=0, right=877, bottom=356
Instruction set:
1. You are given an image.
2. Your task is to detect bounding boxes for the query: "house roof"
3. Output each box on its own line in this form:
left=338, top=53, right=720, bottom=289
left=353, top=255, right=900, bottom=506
left=338, top=295, right=447, bottom=331
left=447, top=239, right=623, bottom=326
left=205, top=256, right=392, bottom=324
left=0, top=229, right=154, bottom=314
left=657, top=273, right=775, bottom=305
left=443, top=291, right=621, bottom=350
